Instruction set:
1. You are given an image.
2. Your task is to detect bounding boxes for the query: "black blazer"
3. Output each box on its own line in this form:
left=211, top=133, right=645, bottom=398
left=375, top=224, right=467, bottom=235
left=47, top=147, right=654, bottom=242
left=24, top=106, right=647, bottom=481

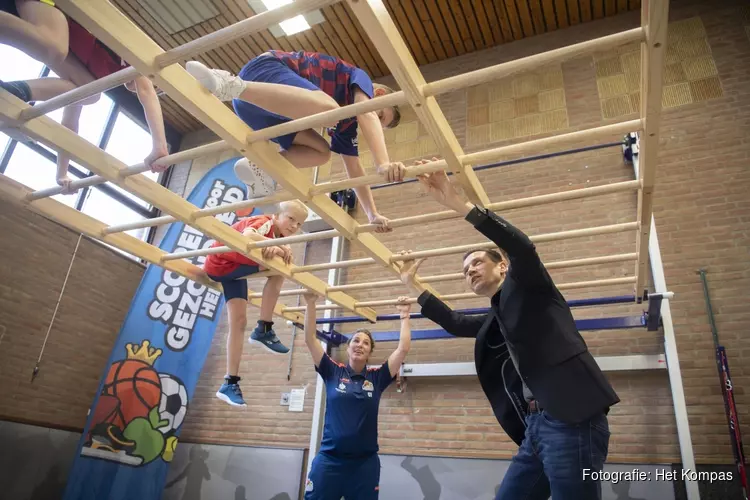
left=418, top=206, right=620, bottom=445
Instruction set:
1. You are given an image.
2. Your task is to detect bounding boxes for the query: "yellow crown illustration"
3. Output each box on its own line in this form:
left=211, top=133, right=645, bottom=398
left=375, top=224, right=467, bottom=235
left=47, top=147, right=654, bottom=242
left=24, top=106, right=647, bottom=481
left=125, top=340, right=163, bottom=366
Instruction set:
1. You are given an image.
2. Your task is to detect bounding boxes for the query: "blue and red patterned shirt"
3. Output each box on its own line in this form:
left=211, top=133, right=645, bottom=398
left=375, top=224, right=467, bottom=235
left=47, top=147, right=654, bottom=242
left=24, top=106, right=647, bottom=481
left=269, top=50, right=374, bottom=157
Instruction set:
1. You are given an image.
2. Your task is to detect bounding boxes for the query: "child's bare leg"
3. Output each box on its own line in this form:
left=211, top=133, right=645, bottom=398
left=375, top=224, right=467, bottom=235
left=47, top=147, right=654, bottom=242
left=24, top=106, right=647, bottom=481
left=237, top=84, right=338, bottom=120
left=20, top=77, right=76, bottom=101
left=260, top=275, right=284, bottom=321
left=282, top=129, right=332, bottom=169
left=225, top=298, right=248, bottom=377
left=0, top=1, right=68, bottom=67
left=185, top=61, right=339, bottom=118
left=4, top=52, right=99, bottom=104
left=51, top=51, right=97, bottom=88
left=233, top=129, right=330, bottom=203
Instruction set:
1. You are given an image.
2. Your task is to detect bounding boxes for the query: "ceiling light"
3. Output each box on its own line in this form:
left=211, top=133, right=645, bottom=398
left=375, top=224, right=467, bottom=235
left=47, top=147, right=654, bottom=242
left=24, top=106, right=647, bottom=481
left=248, top=0, right=324, bottom=37
left=279, top=15, right=311, bottom=36
left=261, top=0, right=292, bottom=10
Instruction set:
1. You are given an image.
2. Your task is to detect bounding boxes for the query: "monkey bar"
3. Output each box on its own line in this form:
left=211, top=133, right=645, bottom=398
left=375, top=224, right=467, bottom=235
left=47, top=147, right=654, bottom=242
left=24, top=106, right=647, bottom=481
left=0, top=0, right=696, bottom=496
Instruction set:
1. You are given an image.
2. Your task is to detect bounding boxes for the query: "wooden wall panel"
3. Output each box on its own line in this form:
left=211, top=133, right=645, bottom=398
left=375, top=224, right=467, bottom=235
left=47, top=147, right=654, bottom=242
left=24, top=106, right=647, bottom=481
left=103, top=0, right=639, bottom=133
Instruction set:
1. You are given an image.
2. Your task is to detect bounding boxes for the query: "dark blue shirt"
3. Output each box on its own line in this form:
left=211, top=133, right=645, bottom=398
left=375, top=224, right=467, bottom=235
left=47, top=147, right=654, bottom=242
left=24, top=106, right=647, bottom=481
left=269, top=50, right=374, bottom=157
left=315, top=354, right=394, bottom=458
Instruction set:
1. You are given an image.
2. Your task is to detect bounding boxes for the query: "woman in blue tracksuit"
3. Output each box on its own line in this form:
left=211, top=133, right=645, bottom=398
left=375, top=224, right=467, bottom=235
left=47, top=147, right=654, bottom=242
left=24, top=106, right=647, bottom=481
left=303, top=291, right=413, bottom=499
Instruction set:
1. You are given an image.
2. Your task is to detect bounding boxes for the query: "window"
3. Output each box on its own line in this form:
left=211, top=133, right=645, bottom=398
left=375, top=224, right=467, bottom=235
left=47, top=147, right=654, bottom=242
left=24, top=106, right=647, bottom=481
left=81, top=187, right=149, bottom=240
left=3, top=143, right=78, bottom=207
left=34, top=70, right=115, bottom=172
left=0, top=45, right=44, bottom=80
left=74, top=93, right=115, bottom=148
left=105, top=111, right=160, bottom=208
left=0, top=45, right=45, bottom=156
left=0, top=132, right=11, bottom=163
left=0, top=46, right=174, bottom=256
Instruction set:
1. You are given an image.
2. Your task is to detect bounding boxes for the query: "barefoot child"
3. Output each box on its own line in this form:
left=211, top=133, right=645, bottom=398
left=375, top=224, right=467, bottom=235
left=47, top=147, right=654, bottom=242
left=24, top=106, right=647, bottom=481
left=204, top=199, right=308, bottom=407
left=186, top=50, right=407, bottom=232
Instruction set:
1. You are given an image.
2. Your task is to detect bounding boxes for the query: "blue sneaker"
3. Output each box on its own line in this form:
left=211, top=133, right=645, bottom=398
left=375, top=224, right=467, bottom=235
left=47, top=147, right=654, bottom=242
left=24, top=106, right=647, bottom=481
left=216, top=381, right=247, bottom=407
left=249, top=327, right=289, bottom=355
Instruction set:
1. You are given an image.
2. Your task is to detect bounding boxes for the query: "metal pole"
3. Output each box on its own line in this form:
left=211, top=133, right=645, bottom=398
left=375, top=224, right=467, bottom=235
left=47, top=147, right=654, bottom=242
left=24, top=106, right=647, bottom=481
left=306, top=166, right=341, bottom=477
left=633, top=148, right=700, bottom=499
left=286, top=165, right=319, bottom=381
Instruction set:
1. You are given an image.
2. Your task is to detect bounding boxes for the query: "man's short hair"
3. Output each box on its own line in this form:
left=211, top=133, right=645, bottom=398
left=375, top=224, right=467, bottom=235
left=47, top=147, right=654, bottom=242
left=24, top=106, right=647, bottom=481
left=462, top=248, right=508, bottom=264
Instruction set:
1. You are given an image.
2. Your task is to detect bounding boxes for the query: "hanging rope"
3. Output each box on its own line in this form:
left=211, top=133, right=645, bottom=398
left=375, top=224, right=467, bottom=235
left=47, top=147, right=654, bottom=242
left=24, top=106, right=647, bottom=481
left=32, top=233, right=83, bottom=381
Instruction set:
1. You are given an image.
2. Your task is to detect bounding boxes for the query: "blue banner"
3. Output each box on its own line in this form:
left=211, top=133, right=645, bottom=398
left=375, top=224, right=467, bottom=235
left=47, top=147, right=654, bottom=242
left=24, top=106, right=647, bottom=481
left=64, top=157, right=252, bottom=500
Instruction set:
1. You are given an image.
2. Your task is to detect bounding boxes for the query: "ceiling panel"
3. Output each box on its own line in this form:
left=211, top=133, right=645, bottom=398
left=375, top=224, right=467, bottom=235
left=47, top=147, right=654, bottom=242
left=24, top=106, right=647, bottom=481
left=107, top=0, right=641, bottom=134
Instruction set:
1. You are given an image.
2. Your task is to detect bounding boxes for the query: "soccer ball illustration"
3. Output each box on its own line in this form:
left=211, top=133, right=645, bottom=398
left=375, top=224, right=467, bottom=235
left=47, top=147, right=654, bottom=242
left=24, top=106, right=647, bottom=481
left=158, top=374, right=188, bottom=434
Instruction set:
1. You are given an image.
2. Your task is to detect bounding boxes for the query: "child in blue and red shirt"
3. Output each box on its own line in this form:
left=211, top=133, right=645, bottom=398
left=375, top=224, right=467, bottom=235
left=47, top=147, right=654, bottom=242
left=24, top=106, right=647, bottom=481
left=186, top=51, right=405, bottom=233
left=204, top=199, right=308, bottom=407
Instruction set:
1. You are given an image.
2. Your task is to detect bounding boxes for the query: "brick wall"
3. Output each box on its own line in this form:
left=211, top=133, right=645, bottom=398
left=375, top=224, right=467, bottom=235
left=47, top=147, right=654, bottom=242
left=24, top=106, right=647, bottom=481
left=175, top=150, right=326, bottom=448
left=0, top=198, right=143, bottom=430
left=176, top=0, right=749, bottom=466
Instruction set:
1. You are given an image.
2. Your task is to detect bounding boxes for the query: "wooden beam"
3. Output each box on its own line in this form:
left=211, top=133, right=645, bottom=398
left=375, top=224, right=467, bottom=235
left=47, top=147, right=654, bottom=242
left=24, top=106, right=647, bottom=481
left=422, top=27, right=644, bottom=96
left=309, top=121, right=640, bottom=197
left=29, top=139, right=232, bottom=201
left=346, top=0, right=490, bottom=207
left=292, top=257, right=377, bottom=274
left=161, top=229, right=341, bottom=261
left=389, top=222, right=638, bottom=261
left=19, top=67, right=139, bottom=121
left=282, top=276, right=638, bottom=312
left=356, top=180, right=641, bottom=233
left=0, top=89, right=375, bottom=321
left=634, top=0, right=669, bottom=295
left=462, top=119, right=642, bottom=166
left=245, top=91, right=408, bottom=145
left=278, top=252, right=638, bottom=295
left=103, top=215, right=176, bottom=235
left=32, top=0, right=440, bottom=313
left=309, top=158, right=450, bottom=195
left=0, top=173, right=302, bottom=324
left=191, top=190, right=296, bottom=220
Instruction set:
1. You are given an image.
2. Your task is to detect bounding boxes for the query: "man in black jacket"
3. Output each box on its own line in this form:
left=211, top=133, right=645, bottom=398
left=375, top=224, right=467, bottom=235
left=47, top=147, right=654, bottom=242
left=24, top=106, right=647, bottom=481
left=400, top=163, right=619, bottom=500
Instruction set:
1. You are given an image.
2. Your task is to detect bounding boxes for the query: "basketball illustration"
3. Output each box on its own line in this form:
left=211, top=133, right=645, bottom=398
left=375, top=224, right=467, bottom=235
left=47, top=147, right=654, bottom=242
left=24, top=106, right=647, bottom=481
left=102, top=359, right=162, bottom=426
left=82, top=340, right=175, bottom=467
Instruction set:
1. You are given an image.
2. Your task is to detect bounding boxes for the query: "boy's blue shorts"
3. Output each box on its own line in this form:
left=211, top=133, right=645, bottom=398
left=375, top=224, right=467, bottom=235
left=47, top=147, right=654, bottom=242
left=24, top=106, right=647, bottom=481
left=304, top=452, right=380, bottom=500
left=233, top=54, right=320, bottom=151
left=207, top=264, right=260, bottom=301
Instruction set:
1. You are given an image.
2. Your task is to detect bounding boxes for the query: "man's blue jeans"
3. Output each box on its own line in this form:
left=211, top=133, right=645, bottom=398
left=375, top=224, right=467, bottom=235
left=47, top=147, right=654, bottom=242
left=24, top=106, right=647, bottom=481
left=495, top=410, right=611, bottom=500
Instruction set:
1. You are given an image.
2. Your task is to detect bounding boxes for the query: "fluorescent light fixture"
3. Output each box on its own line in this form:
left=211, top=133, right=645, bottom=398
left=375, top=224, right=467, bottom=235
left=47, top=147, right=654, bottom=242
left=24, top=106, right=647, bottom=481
left=279, top=15, right=311, bottom=36
left=261, top=0, right=292, bottom=9
left=249, top=0, right=324, bottom=37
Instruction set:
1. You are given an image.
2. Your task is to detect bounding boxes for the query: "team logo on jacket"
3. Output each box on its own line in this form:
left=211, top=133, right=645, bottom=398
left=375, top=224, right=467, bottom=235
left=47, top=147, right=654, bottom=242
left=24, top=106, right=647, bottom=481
left=363, top=380, right=374, bottom=392
left=336, top=382, right=347, bottom=393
